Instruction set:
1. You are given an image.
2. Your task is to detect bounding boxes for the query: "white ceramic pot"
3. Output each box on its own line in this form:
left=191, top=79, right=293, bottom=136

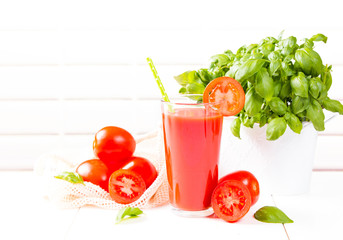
left=219, top=117, right=318, bottom=196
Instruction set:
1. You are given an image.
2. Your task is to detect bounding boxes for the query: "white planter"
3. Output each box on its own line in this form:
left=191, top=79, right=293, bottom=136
left=219, top=117, right=318, bottom=195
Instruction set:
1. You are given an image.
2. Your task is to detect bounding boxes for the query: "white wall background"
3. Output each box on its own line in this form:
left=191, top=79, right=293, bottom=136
left=0, top=0, right=342, bottom=169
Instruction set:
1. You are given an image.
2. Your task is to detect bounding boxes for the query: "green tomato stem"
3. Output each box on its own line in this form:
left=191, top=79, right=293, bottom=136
left=147, top=57, right=170, bottom=102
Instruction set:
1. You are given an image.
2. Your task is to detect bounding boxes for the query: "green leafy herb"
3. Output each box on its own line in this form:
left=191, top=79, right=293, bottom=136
left=306, top=98, right=325, bottom=131
left=174, top=32, right=343, bottom=140
left=116, top=207, right=143, bottom=224
left=254, top=206, right=294, bottom=224
left=322, top=97, right=343, bottom=114
left=266, top=117, right=287, bottom=141
left=284, top=112, right=303, bottom=134
left=54, top=171, right=85, bottom=185
left=230, top=117, right=242, bottom=139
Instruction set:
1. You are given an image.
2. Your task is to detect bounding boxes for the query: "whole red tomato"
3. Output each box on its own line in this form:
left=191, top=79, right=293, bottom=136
left=122, top=156, right=158, bottom=188
left=218, top=170, right=260, bottom=205
left=76, top=159, right=110, bottom=191
left=93, top=126, right=136, bottom=171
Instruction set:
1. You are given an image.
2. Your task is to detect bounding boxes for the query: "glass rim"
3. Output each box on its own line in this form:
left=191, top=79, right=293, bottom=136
left=161, top=94, right=215, bottom=106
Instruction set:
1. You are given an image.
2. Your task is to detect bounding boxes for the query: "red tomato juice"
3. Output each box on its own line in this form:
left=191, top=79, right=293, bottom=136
left=162, top=107, right=223, bottom=211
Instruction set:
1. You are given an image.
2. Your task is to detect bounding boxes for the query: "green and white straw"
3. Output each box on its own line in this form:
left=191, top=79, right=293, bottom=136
left=147, top=57, right=170, bottom=102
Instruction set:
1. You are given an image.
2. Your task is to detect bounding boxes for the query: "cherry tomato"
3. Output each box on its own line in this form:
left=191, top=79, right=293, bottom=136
left=93, top=126, right=136, bottom=171
left=122, top=156, right=158, bottom=189
left=218, top=170, right=260, bottom=206
left=76, top=159, right=110, bottom=191
left=203, top=77, right=245, bottom=116
left=211, top=180, right=251, bottom=222
left=108, top=169, right=146, bottom=204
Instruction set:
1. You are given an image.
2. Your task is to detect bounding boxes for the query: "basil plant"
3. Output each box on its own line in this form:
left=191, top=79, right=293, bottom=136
left=174, top=33, right=343, bottom=140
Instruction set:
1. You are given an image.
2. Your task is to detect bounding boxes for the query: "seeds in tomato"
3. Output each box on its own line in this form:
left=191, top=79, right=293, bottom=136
left=109, top=169, right=146, bottom=204
left=203, top=77, right=245, bottom=116
left=212, top=180, right=251, bottom=222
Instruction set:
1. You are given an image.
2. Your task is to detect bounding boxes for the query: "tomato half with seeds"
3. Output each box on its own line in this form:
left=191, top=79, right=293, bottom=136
left=211, top=180, right=251, bottom=222
left=108, top=169, right=146, bottom=204
left=218, top=170, right=260, bottom=206
left=203, top=77, right=245, bottom=116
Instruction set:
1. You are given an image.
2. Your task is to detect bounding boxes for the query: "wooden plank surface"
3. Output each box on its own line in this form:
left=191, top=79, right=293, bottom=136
left=1, top=171, right=342, bottom=239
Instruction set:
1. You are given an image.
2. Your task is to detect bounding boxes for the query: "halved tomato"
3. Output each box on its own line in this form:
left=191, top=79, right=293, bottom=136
left=203, top=77, right=245, bottom=116
left=108, top=169, right=146, bottom=204
left=211, top=180, right=251, bottom=222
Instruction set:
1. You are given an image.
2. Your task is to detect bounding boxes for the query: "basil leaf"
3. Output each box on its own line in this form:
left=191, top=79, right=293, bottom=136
left=54, top=171, right=85, bottom=185
left=285, top=112, right=303, bottom=134
left=310, top=33, right=328, bottom=43
left=254, top=206, right=294, bottom=224
left=242, top=115, right=255, bottom=128
left=306, top=99, right=325, bottom=131
left=116, top=207, right=143, bottom=224
left=291, top=95, right=310, bottom=114
left=266, top=117, right=287, bottom=141
left=321, top=65, right=332, bottom=91
left=281, top=61, right=295, bottom=77
left=244, top=87, right=263, bottom=117
left=255, top=67, right=274, bottom=101
left=290, top=72, right=309, bottom=98
left=210, top=54, right=230, bottom=68
left=179, top=87, right=186, bottom=94
left=235, top=59, right=267, bottom=81
left=224, top=49, right=235, bottom=61
left=301, top=38, right=314, bottom=49
left=225, top=64, right=240, bottom=78
left=295, top=47, right=323, bottom=77
left=279, top=36, right=297, bottom=49
left=247, top=43, right=258, bottom=53
left=273, top=78, right=282, bottom=97
left=269, top=59, right=281, bottom=76
left=279, top=80, right=291, bottom=99
left=268, top=97, right=287, bottom=115
left=309, top=77, right=327, bottom=100
left=197, top=69, right=215, bottom=85
left=185, top=82, right=205, bottom=94
left=230, top=117, right=242, bottom=139
left=174, top=70, right=200, bottom=87
left=259, top=43, right=275, bottom=57
left=267, top=50, right=281, bottom=61
left=322, top=97, right=343, bottom=114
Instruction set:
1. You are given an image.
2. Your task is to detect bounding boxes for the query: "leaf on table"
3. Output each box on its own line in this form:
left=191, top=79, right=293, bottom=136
left=116, top=207, right=144, bottom=224
left=254, top=206, right=294, bottom=223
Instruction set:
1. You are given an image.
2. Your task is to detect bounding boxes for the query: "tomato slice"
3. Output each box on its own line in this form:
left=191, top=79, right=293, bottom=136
left=203, top=77, right=245, bottom=116
left=108, top=169, right=146, bottom=204
left=211, top=180, right=251, bottom=222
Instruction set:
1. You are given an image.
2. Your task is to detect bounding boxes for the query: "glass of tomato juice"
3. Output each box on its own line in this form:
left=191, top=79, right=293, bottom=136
left=161, top=95, right=223, bottom=217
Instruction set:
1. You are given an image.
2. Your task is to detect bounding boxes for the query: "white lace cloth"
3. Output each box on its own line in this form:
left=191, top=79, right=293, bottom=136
left=34, top=129, right=169, bottom=209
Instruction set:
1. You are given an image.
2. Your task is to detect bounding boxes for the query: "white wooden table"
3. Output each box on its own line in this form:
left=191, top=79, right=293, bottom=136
left=0, top=170, right=342, bottom=240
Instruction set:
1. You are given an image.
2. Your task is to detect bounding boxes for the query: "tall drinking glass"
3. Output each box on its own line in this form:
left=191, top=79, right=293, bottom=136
left=161, top=95, right=223, bottom=217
